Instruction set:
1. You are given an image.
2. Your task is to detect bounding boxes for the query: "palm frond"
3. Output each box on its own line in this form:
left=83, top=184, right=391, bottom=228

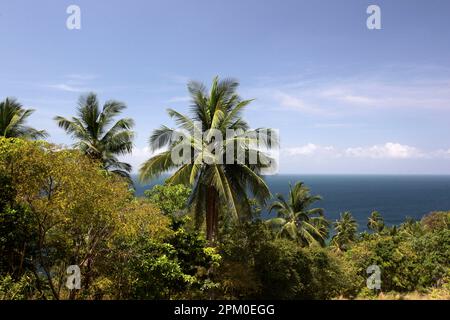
left=139, top=151, right=175, bottom=183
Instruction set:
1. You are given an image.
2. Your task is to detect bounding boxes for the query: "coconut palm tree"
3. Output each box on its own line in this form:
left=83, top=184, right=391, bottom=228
left=139, top=77, right=277, bottom=242
left=266, top=182, right=329, bottom=247
left=367, top=210, right=385, bottom=233
left=331, top=211, right=358, bottom=252
left=54, top=93, right=134, bottom=179
left=0, top=98, right=48, bottom=139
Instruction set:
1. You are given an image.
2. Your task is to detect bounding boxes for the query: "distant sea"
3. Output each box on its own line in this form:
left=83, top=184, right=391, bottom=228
left=132, top=174, right=450, bottom=232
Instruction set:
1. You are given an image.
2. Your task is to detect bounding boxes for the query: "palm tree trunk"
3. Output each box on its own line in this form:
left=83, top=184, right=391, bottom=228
left=213, top=192, right=219, bottom=242
left=206, top=187, right=219, bottom=244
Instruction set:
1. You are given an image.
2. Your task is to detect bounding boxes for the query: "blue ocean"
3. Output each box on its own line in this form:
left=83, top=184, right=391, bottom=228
left=133, top=174, right=450, bottom=231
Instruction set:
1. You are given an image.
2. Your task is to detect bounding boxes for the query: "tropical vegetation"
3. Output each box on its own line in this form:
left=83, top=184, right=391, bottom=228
left=54, top=93, right=134, bottom=180
left=139, top=77, right=276, bottom=242
left=0, top=98, right=47, bottom=139
left=266, top=182, right=328, bottom=246
left=0, top=79, right=449, bottom=300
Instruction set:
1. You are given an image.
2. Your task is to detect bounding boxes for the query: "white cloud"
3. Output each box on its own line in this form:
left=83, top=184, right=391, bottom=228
left=274, top=91, right=331, bottom=115
left=119, top=142, right=450, bottom=174
left=433, top=149, right=450, bottom=158
left=163, top=74, right=191, bottom=85
left=283, top=142, right=444, bottom=160
left=46, top=84, right=90, bottom=93
left=250, top=71, right=450, bottom=115
left=320, top=81, right=450, bottom=110
left=45, top=73, right=101, bottom=93
left=345, top=143, right=422, bottom=159
left=284, top=143, right=336, bottom=156
left=64, top=74, right=99, bottom=81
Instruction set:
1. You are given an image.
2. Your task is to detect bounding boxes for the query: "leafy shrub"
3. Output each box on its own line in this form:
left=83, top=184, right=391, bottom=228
left=0, top=273, right=35, bottom=300
left=144, top=184, right=191, bottom=216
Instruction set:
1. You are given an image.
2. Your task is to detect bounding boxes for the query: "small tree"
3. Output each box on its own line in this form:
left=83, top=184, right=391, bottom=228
left=331, top=211, right=358, bottom=252
left=367, top=211, right=385, bottom=233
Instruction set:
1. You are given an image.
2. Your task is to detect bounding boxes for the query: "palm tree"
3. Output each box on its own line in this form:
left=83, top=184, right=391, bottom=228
left=367, top=211, right=385, bottom=233
left=0, top=98, right=47, bottom=139
left=139, top=77, right=277, bottom=242
left=266, top=182, right=329, bottom=247
left=331, top=211, right=358, bottom=252
left=54, top=93, right=134, bottom=179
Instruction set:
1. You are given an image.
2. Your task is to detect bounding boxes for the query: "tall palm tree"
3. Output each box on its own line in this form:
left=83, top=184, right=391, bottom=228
left=0, top=98, right=48, bottom=139
left=139, top=77, right=277, bottom=242
left=367, top=210, right=385, bottom=233
left=331, top=211, right=358, bottom=252
left=266, top=182, right=329, bottom=247
left=54, top=93, right=134, bottom=179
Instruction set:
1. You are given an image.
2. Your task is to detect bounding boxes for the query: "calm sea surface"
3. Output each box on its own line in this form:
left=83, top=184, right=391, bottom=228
left=133, top=174, right=450, bottom=231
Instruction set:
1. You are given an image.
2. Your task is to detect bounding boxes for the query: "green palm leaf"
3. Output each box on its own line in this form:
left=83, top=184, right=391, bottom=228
left=54, top=93, right=134, bottom=181
left=0, top=98, right=48, bottom=139
left=139, top=77, right=276, bottom=242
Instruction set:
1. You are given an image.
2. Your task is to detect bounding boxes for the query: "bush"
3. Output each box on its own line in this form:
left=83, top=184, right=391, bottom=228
left=0, top=273, right=35, bottom=300
left=104, top=217, right=220, bottom=300
left=144, top=184, right=191, bottom=216
left=216, top=221, right=353, bottom=299
left=255, top=240, right=352, bottom=299
left=342, top=213, right=450, bottom=297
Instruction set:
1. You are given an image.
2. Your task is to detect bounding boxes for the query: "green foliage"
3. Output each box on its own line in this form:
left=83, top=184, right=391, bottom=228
left=214, top=221, right=270, bottom=299
left=145, top=183, right=191, bottom=216
left=0, top=137, right=132, bottom=299
left=342, top=212, right=450, bottom=296
left=331, top=211, right=358, bottom=252
left=0, top=137, right=223, bottom=300
left=411, top=229, right=450, bottom=288
left=367, top=211, right=385, bottom=233
left=266, top=182, right=329, bottom=247
left=105, top=217, right=220, bottom=299
left=421, top=211, right=450, bottom=232
left=254, top=239, right=351, bottom=299
left=139, top=77, right=277, bottom=241
left=215, top=220, right=353, bottom=300
left=0, top=273, right=36, bottom=300
left=0, top=136, right=449, bottom=301
left=0, top=98, right=47, bottom=139
left=54, top=93, right=135, bottom=180
left=0, top=205, right=37, bottom=277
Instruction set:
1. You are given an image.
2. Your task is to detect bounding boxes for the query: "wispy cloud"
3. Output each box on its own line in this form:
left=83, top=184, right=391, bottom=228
left=284, top=142, right=449, bottom=160
left=248, top=67, right=450, bottom=116
left=320, top=81, right=450, bottom=109
left=45, top=73, right=101, bottom=93
left=64, top=74, right=99, bottom=81
left=163, top=74, right=191, bottom=85
left=345, top=143, right=423, bottom=159
left=166, top=96, right=191, bottom=103
left=46, top=84, right=90, bottom=93
left=275, top=91, right=332, bottom=115
left=284, top=143, right=336, bottom=156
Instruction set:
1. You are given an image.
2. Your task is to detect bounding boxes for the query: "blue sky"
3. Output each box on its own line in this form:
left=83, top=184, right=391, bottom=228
left=1, top=0, right=450, bottom=174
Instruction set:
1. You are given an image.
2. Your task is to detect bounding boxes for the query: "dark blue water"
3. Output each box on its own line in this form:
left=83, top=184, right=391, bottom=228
left=133, top=174, right=450, bottom=231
